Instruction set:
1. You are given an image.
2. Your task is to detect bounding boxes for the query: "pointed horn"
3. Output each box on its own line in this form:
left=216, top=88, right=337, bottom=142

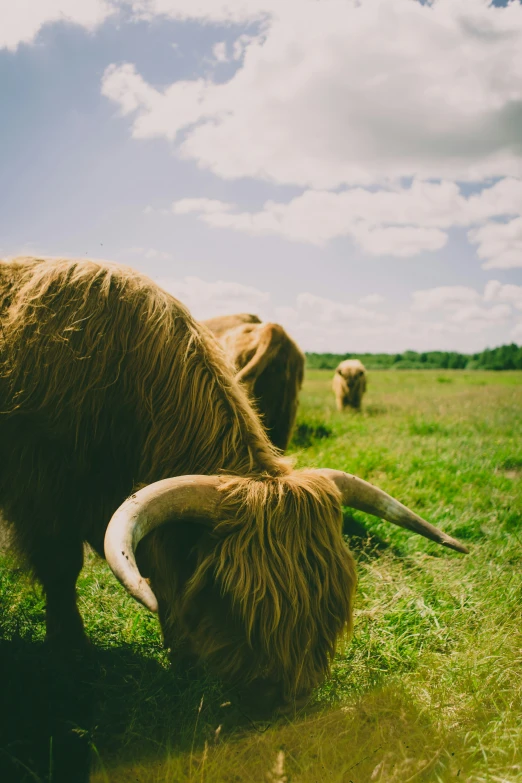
left=104, top=475, right=222, bottom=612
left=316, top=468, right=469, bottom=554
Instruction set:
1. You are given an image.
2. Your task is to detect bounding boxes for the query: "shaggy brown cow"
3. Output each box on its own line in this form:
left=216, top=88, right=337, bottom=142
left=0, top=257, right=467, bottom=714
left=202, top=315, right=305, bottom=451
left=333, top=359, right=367, bottom=411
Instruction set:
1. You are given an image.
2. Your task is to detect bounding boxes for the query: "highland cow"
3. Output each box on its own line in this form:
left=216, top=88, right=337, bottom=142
left=202, top=314, right=305, bottom=451
left=0, top=257, right=467, bottom=714
left=333, top=359, right=367, bottom=411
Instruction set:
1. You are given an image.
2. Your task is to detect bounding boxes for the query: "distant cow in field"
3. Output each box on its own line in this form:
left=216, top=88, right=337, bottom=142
left=203, top=315, right=305, bottom=451
left=0, top=257, right=467, bottom=716
left=333, top=359, right=367, bottom=411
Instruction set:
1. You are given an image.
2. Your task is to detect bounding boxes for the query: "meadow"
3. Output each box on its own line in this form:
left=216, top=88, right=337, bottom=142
left=1, top=369, right=521, bottom=783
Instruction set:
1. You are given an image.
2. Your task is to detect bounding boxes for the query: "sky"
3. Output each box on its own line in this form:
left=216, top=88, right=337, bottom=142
left=1, top=0, right=522, bottom=354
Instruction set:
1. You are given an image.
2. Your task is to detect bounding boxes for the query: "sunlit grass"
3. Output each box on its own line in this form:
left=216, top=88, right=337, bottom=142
left=1, top=370, right=521, bottom=782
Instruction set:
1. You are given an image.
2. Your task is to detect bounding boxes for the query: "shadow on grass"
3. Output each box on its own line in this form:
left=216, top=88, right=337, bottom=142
left=290, top=421, right=333, bottom=449
left=0, top=635, right=231, bottom=783
left=89, top=682, right=460, bottom=783
left=0, top=590, right=459, bottom=783
left=0, top=635, right=93, bottom=783
left=342, top=510, right=391, bottom=556
left=364, top=403, right=389, bottom=416
left=0, top=525, right=444, bottom=783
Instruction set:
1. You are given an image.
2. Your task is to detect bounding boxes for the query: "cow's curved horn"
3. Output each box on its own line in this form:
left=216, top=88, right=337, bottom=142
left=104, top=475, right=222, bottom=612
left=316, top=468, right=469, bottom=554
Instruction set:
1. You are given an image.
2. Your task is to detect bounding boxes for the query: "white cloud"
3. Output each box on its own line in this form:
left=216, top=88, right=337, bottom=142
left=101, top=63, right=217, bottom=141
left=465, top=178, right=522, bottom=225
left=449, top=304, right=511, bottom=325
left=406, top=284, right=514, bottom=339
left=103, top=0, right=522, bottom=189
left=156, top=275, right=271, bottom=320
left=274, top=296, right=511, bottom=352
left=405, top=281, right=522, bottom=338
left=98, top=1, right=522, bottom=259
left=0, top=0, right=114, bottom=50
left=195, top=178, right=521, bottom=241
left=146, top=249, right=170, bottom=259
left=232, top=34, right=258, bottom=61
left=169, top=178, right=521, bottom=255
left=212, top=41, right=228, bottom=62
left=272, top=292, right=395, bottom=352
left=511, top=321, right=522, bottom=342
left=484, top=280, right=522, bottom=310
left=129, top=0, right=275, bottom=25
left=350, top=224, right=447, bottom=258
left=101, top=63, right=158, bottom=117
left=412, top=286, right=481, bottom=312
left=172, top=198, right=235, bottom=215
left=360, top=294, right=385, bottom=306
left=469, top=217, right=522, bottom=269
left=126, top=246, right=172, bottom=259
left=149, top=276, right=391, bottom=348
left=296, top=292, right=387, bottom=326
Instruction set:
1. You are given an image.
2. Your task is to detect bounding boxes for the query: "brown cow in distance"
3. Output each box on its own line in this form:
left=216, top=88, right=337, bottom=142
left=203, top=315, right=305, bottom=451
left=333, top=359, right=367, bottom=412
left=0, top=257, right=467, bottom=716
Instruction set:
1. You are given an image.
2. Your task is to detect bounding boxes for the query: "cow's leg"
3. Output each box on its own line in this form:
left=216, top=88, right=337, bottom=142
left=29, top=534, right=86, bottom=647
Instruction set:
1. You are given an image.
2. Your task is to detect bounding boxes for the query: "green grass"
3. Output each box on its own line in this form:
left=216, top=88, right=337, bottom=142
left=1, top=370, right=521, bottom=782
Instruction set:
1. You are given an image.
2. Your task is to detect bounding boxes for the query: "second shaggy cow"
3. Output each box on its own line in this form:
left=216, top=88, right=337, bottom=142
left=203, top=315, right=305, bottom=451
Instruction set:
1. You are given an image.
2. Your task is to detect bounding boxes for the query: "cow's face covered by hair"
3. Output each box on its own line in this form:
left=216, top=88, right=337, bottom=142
left=105, top=471, right=468, bottom=714
left=128, top=473, right=357, bottom=714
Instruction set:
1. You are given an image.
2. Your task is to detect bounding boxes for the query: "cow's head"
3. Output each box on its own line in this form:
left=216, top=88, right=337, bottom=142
left=104, top=470, right=468, bottom=714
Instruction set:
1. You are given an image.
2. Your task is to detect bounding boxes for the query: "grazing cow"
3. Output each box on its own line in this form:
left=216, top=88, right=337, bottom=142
left=203, top=315, right=305, bottom=451
left=0, top=257, right=467, bottom=714
left=333, top=359, right=367, bottom=412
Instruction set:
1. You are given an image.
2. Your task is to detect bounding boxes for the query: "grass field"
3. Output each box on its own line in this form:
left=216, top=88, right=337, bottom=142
left=1, top=369, right=521, bottom=783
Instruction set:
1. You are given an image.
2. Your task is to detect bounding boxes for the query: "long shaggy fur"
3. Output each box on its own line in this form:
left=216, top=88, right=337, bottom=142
left=333, top=359, right=367, bottom=411
left=147, top=472, right=356, bottom=702
left=0, top=256, right=355, bottom=705
left=203, top=316, right=305, bottom=451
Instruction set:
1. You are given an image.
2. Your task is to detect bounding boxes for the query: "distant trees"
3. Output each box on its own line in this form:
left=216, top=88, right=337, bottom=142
left=306, top=343, right=522, bottom=371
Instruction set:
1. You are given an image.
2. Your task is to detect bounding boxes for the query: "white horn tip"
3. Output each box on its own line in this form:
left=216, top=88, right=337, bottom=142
left=441, top=537, right=469, bottom=555
left=136, top=581, right=159, bottom=613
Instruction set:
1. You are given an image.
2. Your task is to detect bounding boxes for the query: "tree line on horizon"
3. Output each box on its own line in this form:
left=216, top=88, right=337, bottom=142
left=306, top=342, right=522, bottom=371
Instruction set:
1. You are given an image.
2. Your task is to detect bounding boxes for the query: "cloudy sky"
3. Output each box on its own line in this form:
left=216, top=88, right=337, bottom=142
left=1, top=0, right=522, bottom=353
